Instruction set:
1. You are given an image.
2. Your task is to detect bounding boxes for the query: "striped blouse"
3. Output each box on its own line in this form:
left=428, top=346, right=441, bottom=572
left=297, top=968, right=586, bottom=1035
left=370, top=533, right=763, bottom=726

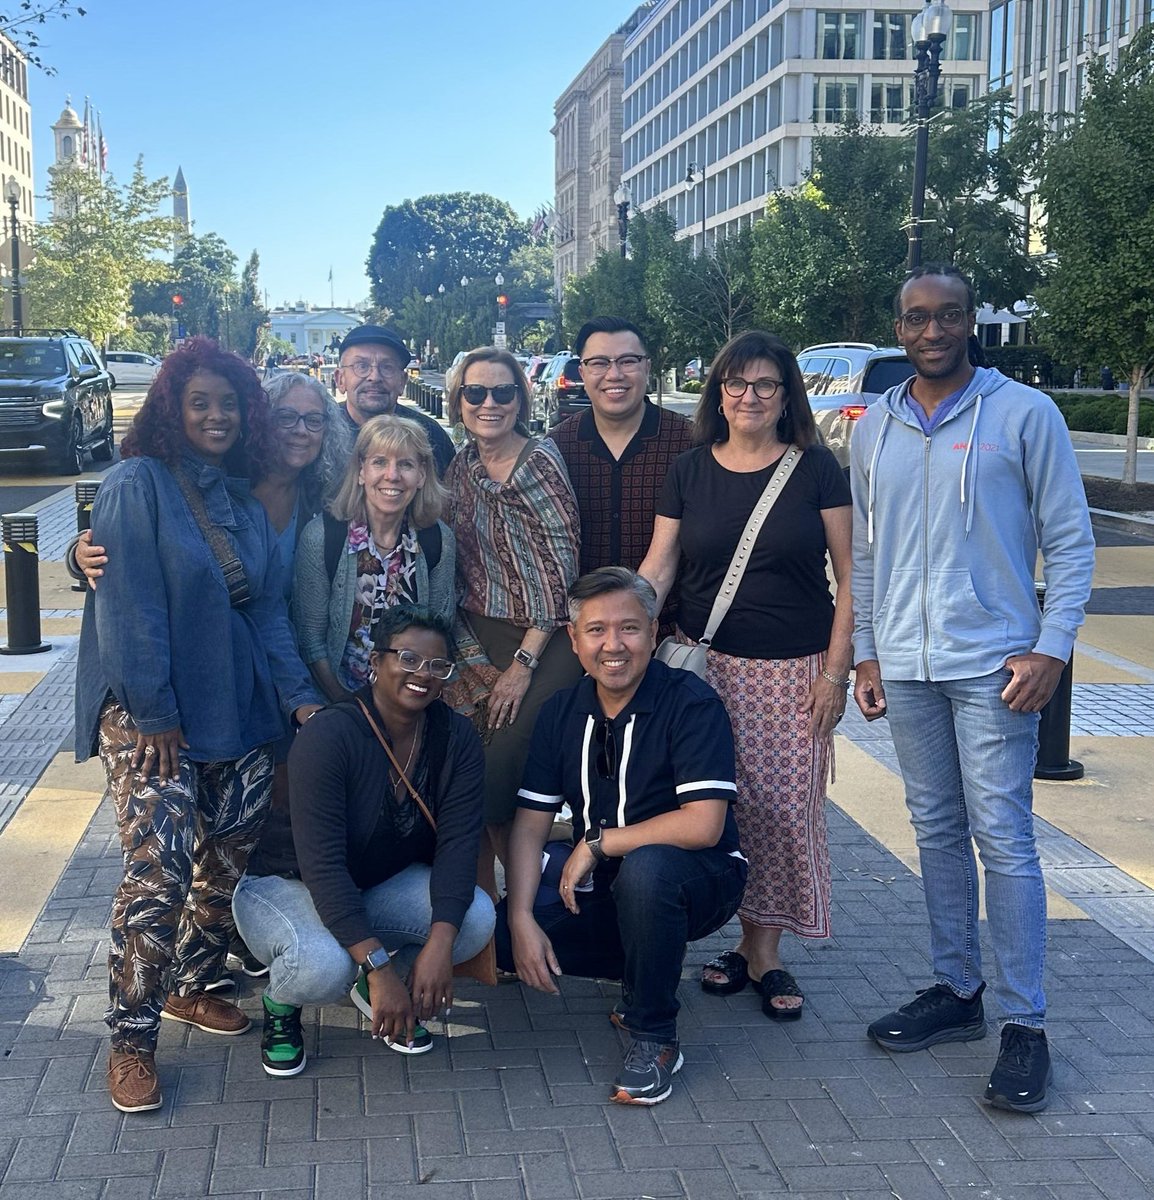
left=446, top=437, right=580, bottom=631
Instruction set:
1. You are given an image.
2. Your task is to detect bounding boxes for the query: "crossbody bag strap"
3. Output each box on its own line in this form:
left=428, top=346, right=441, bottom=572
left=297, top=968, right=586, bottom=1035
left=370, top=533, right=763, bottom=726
left=173, top=463, right=251, bottom=608
left=355, top=698, right=437, bottom=832
left=698, top=444, right=802, bottom=648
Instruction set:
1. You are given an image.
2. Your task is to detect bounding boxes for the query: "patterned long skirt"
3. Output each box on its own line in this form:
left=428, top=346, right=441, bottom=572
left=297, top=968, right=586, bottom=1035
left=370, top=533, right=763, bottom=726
left=705, top=649, right=832, bottom=938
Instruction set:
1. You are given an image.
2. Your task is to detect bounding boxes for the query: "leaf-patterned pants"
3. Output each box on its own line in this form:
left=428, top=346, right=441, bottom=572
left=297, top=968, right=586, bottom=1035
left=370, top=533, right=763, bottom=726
left=98, top=699, right=273, bottom=1051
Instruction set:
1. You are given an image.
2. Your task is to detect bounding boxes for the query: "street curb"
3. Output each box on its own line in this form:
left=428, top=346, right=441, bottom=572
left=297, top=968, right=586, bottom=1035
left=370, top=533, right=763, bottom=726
left=1090, top=507, right=1154, bottom=538
left=1072, top=429, right=1154, bottom=450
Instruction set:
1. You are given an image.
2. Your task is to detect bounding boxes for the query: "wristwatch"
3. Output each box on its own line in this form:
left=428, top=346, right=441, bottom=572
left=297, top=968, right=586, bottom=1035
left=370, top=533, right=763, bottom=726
left=513, top=647, right=540, bottom=671
left=361, top=946, right=390, bottom=974
left=585, top=826, right=609, bottom=864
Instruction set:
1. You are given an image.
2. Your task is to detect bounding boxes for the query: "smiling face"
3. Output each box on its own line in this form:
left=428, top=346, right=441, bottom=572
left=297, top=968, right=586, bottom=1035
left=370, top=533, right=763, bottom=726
left=271, top=384, right=326, bottom=475
left=369, top=625, right=450, bottom=718
left=459, top=359, right=521, bottom=445
left=181, top=371, right=241, bottom=464
left=894, top=273, right=975, bottom=386
left=718, top=356, right=786, bottom=442
left=578, top=330, right=650, bottom=426
left=568, top=589, right=657, bottom=713
left=337, top=344, right=407, bottom=425
left=357, top=438, right=426, bottom=529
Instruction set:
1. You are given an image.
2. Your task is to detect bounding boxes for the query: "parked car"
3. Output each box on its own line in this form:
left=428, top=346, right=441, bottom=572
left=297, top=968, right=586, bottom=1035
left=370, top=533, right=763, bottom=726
left=103, top=350, right=162, bottom=389
left=524, top=355, right=551, bottom=390
left=536, top=351, right=588, bottom=428
left=795, top=342, right=914, bottom=472
left=0, top=328, right=115, bottom=474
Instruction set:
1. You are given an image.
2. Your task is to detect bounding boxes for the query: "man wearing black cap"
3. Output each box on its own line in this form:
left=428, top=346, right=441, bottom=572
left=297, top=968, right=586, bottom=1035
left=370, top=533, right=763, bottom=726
left=336, top=325, right=456, bottom=476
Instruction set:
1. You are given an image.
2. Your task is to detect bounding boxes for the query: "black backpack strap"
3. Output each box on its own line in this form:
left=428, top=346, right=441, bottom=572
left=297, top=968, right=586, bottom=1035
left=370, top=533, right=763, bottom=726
left=416, top=522, right=442, bottom=573
left=323, top=513, right=348, bottom=582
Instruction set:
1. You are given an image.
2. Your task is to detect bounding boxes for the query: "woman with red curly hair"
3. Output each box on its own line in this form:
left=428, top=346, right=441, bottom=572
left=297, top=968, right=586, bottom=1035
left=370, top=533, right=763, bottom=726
left=74, top=338, right=323, bottom=1116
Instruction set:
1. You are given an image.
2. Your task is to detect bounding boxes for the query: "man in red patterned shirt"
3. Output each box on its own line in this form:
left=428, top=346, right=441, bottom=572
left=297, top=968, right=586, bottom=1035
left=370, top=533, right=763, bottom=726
left=551, top=318, right=693, bottom=634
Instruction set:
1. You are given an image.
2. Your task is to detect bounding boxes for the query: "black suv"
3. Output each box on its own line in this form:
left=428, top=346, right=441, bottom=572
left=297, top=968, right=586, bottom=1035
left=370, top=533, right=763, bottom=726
left=0, top=329, right=115, bottom=474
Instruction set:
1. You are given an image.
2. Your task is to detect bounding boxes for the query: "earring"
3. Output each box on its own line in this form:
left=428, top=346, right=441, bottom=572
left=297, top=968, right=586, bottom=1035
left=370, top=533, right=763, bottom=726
left=718, top=404, right=726, bottom=416
left=368, top=669, right=377, bottom=684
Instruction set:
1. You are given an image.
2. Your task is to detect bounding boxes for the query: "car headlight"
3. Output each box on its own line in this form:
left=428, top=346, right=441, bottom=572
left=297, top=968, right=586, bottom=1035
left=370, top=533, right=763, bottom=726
left=41, top=394, right=68, bottom=418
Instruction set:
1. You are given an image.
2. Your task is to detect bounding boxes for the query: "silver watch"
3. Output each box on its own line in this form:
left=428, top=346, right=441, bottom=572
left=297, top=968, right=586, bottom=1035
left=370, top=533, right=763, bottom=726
left=361, top=946, right=390, bottom=973
left=513, top=647, right=540, bottom=671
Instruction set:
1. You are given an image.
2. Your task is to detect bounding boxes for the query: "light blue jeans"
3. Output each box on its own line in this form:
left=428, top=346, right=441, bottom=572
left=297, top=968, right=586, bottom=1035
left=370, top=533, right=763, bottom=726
left=232, top=865, right=495, bottom=1007
left=884, top=671, right=1044, bottom=1029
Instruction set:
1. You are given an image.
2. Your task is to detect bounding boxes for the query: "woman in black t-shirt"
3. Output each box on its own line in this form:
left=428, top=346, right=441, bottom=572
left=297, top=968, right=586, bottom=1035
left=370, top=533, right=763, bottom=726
left=639, top=330, right=852, bottom=1022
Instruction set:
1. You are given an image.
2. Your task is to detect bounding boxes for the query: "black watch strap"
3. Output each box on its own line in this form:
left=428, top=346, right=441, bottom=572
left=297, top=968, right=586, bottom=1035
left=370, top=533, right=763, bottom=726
left=585, top=827, right=608, bottom=863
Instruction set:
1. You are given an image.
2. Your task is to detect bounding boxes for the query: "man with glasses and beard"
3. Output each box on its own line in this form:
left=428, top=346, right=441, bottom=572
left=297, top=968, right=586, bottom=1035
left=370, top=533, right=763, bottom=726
left=851, top=265, right=1095, bottom=1113
left=335, top=325, right=456, bottom=476
left=497, top=567, right=746, bottom=1106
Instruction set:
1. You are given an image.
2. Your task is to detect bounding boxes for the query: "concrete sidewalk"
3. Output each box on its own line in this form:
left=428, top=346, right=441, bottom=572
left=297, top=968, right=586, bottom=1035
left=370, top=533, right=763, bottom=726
left=0, top=492, right=1152, bottom=1198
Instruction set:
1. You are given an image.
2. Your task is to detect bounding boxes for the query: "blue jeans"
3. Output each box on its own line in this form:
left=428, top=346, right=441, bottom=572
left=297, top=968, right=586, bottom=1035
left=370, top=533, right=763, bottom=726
left=495, top=842, right=746, bottom=1043
left=232, top=865, right=496, bottom=1007
left=884, top=671, right=1044, bottom=1028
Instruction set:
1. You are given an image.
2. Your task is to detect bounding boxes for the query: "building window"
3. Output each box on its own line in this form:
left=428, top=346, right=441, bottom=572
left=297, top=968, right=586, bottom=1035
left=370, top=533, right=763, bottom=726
left=1059, top=0, right=1071, bottom=58
left=813, top=77, right=860, bottom=122
left=870, top=80, right=912, bottom=122
left=872, top=12, right=911, bottom=60
left=1022, top=0, right=1034, bottom=69
left=949, top=12, right=981, bottom=59
left=819, top=12, right=863, bottom=59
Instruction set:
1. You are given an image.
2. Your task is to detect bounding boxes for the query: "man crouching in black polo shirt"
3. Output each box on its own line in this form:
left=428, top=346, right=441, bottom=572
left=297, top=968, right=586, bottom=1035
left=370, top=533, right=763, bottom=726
left=496, top=566, right=747, bottom=1105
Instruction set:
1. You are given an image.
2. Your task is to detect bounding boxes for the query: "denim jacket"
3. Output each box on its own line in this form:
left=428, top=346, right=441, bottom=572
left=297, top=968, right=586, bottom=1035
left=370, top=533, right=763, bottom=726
left=74, top=452, right=322, bottom=763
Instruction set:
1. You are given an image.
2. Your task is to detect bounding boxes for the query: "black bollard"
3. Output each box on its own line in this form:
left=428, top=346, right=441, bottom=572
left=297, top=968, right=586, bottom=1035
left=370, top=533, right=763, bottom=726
left=72, top=480, right=101, bottom=593
left=1033, top=582, right=1083, bottom=780
left=1, top=513, right=52, bottom=655
left=433, top=386, right=444, bottom=420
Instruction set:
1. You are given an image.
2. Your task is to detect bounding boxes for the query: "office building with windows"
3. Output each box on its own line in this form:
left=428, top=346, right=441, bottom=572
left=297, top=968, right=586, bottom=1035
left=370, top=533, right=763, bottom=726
left=621, top=0, right=988, bottom=252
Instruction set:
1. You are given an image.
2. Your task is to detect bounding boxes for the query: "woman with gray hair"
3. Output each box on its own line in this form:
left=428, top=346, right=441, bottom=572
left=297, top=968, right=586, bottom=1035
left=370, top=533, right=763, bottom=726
left=292, top=414, right=456, bottom=704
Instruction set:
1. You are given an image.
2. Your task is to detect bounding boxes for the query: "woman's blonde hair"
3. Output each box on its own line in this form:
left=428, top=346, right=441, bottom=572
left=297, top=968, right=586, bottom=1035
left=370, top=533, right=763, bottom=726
left=328, top=414, right=446, bottom=529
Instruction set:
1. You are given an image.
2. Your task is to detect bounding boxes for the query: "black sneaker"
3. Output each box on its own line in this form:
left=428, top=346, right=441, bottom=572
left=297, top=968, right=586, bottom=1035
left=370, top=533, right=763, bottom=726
left=609, top=1038, right=683, bottom=1105
left=261, top=994, right=306, bottom=1077
left=868, top=982, right=986, bottom=1052
left=202, top=974, right=236, bottom=995
left=985, top=1024, right=1052, bottom=1113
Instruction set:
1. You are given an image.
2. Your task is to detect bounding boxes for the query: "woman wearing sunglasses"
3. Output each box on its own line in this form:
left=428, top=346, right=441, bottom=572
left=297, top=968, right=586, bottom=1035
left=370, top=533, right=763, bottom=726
left=291, top=413, right=456, bottom=703
left=443, top=348, right=581, bottom=887
left=639, top=330, right=853, bottom=1023
left=232, top=605, right=495, bottom=1074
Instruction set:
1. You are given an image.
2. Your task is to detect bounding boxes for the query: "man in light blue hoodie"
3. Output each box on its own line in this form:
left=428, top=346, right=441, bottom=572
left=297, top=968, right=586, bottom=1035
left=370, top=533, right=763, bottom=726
left=850, top=265, right=1095, bottom=1113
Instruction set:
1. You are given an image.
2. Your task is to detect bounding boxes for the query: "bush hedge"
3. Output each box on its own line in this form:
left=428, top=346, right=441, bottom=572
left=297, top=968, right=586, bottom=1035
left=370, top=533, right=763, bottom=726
left=680, top=379, right=704, bottom=394
left=1047, top=392, right=1154, bottom=437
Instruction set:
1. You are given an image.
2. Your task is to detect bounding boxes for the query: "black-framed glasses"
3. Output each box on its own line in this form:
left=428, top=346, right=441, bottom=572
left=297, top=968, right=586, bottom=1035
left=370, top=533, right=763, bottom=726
left=460, top=383, right=520, bottom=406
left=342, top=358, right=403, bottom=379
left=273, top=408, right=327, bottom=432
left=595, top=718, right=617, bottom=779
left=722, top=377, right=784, bottom=400
left=379, top=647, right=455, bottom=680
left=579, top=354, right=649, bottom=375
left=899, top=307, right=969, bottom=331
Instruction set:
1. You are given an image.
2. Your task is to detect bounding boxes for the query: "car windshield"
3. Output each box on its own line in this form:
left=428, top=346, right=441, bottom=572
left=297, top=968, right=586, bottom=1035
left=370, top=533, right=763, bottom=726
left=562, top=359, right=582, bottom=382
left=0, top=341, right=67, bottom=377
left=863, top=358, right=915, bottom=394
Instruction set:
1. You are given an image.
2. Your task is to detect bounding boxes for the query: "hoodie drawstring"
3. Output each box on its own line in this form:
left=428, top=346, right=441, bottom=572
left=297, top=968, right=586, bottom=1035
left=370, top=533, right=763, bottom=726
left=866, top=410, right=893, bottom=547
left=959, top=393, right=982, bottom=538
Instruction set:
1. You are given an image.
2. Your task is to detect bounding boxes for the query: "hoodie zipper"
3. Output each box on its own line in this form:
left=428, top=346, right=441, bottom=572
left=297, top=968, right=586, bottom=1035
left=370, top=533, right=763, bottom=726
left=920, top=434, right=932, bottom=679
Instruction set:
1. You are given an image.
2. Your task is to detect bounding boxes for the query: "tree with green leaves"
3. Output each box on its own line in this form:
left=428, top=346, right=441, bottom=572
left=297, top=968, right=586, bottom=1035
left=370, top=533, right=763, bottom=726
left=366, top=193, right=528, bottom=316
left=170, top=233, right=239, bottom=344
left=1035, top=24, right=1154, bottom=489
left=235, top=250, right=268, bottom=360
left=1, top=3, right=85, bottom=73
left=24, top=160, right=179, bottom=346
left=669, top=226, right=758, bottom=361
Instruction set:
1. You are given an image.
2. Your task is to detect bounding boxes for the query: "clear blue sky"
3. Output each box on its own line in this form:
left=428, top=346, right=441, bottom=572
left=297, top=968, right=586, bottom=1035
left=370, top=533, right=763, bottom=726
left=27, top=0, right=636, bottom=309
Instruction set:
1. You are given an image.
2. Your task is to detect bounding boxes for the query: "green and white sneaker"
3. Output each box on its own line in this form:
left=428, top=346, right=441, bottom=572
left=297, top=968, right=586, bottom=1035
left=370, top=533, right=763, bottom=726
left=260, top=994, right=306, bottom=1077
left=350, top=971, right=433, bottom=1054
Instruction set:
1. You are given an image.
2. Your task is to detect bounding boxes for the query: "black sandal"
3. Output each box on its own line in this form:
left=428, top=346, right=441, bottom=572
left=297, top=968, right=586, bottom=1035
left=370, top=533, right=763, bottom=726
left=700, top=950, right=750, bottom=995
left=754, top=969, right=804, bottom=1020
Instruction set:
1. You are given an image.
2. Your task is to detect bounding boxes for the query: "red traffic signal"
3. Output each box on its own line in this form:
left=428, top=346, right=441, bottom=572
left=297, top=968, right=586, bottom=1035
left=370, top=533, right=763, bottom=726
left=172, top=294, right=184, bottom=305
left=496, top=294, right=508, bottom=308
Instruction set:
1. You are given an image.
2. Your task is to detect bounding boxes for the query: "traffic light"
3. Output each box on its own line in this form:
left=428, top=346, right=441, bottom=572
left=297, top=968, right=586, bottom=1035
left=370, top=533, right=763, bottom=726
left=496, top=294, right=508, bottom=309
left=172, top=294, right=183, bottom=306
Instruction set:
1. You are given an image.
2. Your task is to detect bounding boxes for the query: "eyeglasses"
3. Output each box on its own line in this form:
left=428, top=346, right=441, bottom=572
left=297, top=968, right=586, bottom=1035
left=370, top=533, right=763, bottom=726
left=595, top=718, right=617, bottom=779
left=722, top=377, right=784, bottom=400
left=460, top=383, right=520, bottom=406
left=342, top=358, right=403, bottom=379
left=579, top=354, right=649, bottom=375
left=899, top=307, right=970, bottom=331
left=379, top=647, right=455, bottom=680
left=273, top=408, right=326, bottom=432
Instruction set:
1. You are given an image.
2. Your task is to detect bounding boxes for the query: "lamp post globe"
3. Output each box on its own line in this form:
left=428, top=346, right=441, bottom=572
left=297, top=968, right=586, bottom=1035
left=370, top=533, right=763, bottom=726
left=5, top=175, right=22, bottom=334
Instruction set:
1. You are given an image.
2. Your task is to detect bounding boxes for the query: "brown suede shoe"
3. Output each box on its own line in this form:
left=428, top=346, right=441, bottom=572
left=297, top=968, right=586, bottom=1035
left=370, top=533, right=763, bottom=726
left=108, top=1048, right=163, bottom=1113
left=161, top=991, right=252, bottom=1036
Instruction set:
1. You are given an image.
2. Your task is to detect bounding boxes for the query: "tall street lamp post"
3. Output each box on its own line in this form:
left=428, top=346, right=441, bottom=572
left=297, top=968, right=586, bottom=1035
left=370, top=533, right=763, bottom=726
left=684, top=162, right=707, bottom=254
left=494, top=272, right=507, bottom=349
left=907, top=1, right=952, bottom=270
left=5, top=175, right=23, bottom=334
left=613, top=182, right=632, bottom=259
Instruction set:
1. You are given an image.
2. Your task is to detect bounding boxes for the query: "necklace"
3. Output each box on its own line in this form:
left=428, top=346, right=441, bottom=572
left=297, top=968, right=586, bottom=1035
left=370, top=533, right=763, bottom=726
left=389, top=716, right=423, bottom=798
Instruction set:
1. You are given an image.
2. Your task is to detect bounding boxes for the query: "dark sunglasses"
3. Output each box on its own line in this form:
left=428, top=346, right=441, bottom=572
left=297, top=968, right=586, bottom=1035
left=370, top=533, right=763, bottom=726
left=595, top=718, right=617, bottom=780
left=460, top=383, right=519, bottom=406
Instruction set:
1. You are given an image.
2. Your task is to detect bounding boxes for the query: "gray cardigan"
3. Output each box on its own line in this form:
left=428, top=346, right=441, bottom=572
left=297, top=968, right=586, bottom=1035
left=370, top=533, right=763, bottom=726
left=292, top=514, right=457, bottom=676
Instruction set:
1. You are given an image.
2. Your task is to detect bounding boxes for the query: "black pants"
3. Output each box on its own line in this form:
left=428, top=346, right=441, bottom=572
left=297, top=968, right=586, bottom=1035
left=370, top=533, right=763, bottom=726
left=496, top=841, right=746, bottom=1042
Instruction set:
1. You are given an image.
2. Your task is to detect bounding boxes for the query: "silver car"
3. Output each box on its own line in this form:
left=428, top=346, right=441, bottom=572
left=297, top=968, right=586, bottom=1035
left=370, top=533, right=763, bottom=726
left=796, top=343, right=914, bottom=472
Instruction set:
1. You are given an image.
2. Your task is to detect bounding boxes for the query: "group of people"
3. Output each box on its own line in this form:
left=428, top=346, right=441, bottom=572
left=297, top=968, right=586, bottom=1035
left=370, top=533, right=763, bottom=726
left=74, top=261, right=1095, bottom=1119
